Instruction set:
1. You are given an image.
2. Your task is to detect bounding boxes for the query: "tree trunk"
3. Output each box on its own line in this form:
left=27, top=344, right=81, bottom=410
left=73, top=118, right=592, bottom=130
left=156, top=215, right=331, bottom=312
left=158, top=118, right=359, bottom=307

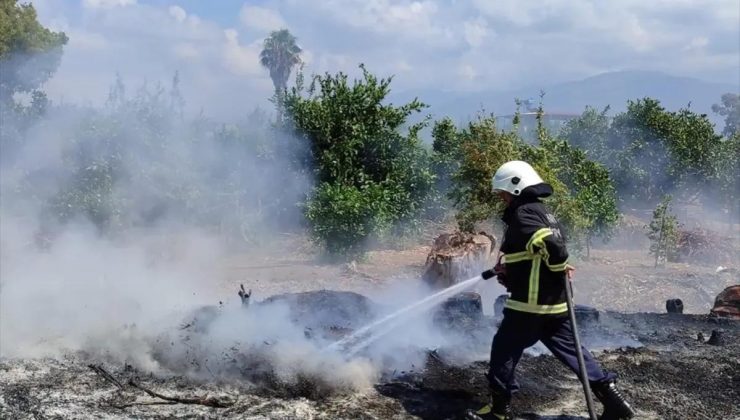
left=421, top=231, right=495, bottom=290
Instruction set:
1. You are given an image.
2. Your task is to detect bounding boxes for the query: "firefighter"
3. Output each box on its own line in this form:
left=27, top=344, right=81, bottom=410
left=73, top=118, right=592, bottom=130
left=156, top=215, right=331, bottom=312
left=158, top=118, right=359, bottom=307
left=466, top=161, right=634, bottom=420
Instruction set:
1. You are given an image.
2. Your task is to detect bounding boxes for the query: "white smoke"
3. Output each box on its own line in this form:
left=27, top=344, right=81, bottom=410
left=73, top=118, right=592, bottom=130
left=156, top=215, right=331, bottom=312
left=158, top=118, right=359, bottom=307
left=0, top=215, right=219, bottom=360
left=0, top=209, right=383, bottom=388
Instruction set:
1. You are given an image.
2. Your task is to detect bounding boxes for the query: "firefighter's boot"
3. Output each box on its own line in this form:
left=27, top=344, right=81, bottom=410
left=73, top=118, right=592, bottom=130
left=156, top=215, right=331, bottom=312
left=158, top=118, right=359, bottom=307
left=592, top=380, right=635, bottom=420
left=465, top=391, right=512, bottom=420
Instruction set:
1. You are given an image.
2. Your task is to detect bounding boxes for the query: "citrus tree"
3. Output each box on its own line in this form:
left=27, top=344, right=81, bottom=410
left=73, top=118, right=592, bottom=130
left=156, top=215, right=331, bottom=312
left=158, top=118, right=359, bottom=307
left=449, top=108, right=618, bottom=254
left=282, top=65, right=433, bottom=258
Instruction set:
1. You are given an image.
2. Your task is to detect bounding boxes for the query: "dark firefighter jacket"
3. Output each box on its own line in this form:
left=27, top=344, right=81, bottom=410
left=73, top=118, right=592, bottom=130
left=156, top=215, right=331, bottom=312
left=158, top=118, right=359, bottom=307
left=500, top=183, right=569, bottom=315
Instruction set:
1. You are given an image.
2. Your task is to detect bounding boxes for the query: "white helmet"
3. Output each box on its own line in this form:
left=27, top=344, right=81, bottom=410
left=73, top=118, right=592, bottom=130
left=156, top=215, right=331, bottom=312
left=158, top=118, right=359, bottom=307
left=491, top=160, right=544, bottom=196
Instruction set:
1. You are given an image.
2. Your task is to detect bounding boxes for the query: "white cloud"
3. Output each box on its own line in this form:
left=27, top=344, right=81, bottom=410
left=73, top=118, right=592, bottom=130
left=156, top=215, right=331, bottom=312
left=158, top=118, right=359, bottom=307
left=458, top=63, right=477, bottom=81
left=31, top=0, right=740, bottom=117
left=37, top=2, right=273, bottom=120
left=463, top=17, right=489, bottom=48
left=173, top=42, right=199, bottom=60
left=82, top=0, right=136, bottom=9
left=67, top=30, right=107, bottom=51
left=297, top=0, right=449, bottom=45
left=222, top=29, right=263, bottom=76
left=300, top=49, right=315, bottom=66
left=239, top=5, right=286, bottom=32
left=186, top=14, right=201, bottom=27
left=396, top=60, right=412, bottom=73
left=168, top=5, right=187, bottom=23
left=684, top=37, right=709, bottom=51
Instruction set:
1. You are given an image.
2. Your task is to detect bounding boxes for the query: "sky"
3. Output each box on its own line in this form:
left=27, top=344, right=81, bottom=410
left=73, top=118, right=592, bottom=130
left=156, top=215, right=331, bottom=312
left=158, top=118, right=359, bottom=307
left=32, top=0, right=740, bottom=120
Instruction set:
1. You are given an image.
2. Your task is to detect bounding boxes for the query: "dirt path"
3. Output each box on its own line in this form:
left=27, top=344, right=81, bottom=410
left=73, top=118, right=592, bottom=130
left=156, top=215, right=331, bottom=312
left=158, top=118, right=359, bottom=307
left=218, top=236, right=736, bottom=315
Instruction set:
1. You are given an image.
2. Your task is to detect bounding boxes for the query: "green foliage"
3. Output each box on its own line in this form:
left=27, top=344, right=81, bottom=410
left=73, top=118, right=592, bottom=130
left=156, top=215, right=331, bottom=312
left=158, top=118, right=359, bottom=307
left=713, top=132, right=740, bottom=210
left=50, top=160, right=124, bottom=231
left=42, top=81, right=183, bottom=232
left=647, top=195, right=681, bottom=265
left=306, top=182, right=397, bottom=258
left=564, top=98, right=727, bottom=206
left=12, top=74, right=307, bottom=244
left=613, top=99, right=725, bottom=204
left=712, top=93, right=739, bottom=137
left=427, top=118, right=461, bottom=218
left=447, top=109, right=619, bottom=253
left=449, top=116, right=520, bottom=232
left=432, top=117, right=460, bottom=157
left=520, top=136, right=588, bottom=249
left=210, top=111, right=309, bottom=236
left=0, top=0, right=68, bottom=103
left=558, top=106, right=610, bottom=161
left=541, top=138, right=619, bottom=252
left=0, top=0, right=67, bottom=163
left=7, top=14, right=728, bottom=261
left=283, top=65, right=433, bottom=258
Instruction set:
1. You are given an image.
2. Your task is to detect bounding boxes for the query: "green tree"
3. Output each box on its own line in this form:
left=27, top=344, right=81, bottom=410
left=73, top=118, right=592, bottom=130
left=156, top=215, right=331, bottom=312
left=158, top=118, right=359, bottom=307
left=260, top=29, right=302, bottom=95
left=0, top=0, right=67, bottom=161
left=449, top=107, right=618, bottom=253
left=559, top=106, right=611, bottom=161
left=607, top=98, right=723, bottom=204
left=449, top=115, right=520, bottom=232
left=0, top=0, right=68, bottom=104
left=427, top=117, right=461, bottom=218
left=647, top=195, right=681, bottom=266
left=543, top=138, right=619, bottom=256
left=711, top=93, right=739, bottom=137
left=520, top=115, right=590, bottom=250
left=712, top=131, right=740, bottom=218
left=36, top=75, right=304, bottom=239
left=283, top=65, right=433, bottom=258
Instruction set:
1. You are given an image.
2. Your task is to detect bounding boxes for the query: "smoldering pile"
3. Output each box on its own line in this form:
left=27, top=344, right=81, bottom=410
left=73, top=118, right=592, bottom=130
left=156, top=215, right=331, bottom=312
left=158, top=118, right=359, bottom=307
left=147, top=290, right=377, bottom=397
left=143, top=286, right=649, bottom=399
left=677, top=228, right=737, bottom=264
left=145, top=287, right=495, bottom=398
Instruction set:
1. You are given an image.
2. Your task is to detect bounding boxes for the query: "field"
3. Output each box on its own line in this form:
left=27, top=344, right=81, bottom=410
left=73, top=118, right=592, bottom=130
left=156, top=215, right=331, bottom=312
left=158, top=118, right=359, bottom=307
left=2, top=227, right=739, bottom=420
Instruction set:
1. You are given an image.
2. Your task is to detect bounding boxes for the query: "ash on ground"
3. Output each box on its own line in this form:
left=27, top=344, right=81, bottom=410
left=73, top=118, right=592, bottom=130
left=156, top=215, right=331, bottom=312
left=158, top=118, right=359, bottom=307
left=1, top=288, right=738, bottom=420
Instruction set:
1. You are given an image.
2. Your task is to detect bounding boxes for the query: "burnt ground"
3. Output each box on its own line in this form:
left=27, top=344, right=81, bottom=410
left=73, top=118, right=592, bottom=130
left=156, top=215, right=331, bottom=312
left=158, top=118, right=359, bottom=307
left=374, top=313, right=740, bottom=420
left=1, top=309, right=738, bottom=420
left=2, top=228, right=739, bottom=420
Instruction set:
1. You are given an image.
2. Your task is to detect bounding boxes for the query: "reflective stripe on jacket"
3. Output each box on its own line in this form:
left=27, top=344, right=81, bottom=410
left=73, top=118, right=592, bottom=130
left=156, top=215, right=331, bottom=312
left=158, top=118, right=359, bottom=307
left=500, top=183, right=569, bottom=315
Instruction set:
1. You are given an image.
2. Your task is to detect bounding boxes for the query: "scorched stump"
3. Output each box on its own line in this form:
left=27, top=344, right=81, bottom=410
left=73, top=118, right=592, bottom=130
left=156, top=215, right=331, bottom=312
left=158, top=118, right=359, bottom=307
left=422, top=231, right=495, bottom=290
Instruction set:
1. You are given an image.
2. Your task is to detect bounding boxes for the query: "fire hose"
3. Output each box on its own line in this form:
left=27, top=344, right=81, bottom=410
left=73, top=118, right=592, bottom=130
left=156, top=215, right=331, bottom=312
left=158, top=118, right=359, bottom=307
left=481, top=269, right=598, bottom=420
left=565, top=277, right=598, bottom=420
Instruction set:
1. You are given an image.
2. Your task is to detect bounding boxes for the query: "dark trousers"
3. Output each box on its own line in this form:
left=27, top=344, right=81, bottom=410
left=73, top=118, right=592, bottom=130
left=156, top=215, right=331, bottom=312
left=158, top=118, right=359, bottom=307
left=487, top=309, right=615, bottom=398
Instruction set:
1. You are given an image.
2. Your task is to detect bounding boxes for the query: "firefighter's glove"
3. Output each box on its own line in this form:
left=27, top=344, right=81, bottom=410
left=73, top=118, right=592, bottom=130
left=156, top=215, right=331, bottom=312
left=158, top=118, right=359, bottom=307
left=494, top=262, right=508, bottom=288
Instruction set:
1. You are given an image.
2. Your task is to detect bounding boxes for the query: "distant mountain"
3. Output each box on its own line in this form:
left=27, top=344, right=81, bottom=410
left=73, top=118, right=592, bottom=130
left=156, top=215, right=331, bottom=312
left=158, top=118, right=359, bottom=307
left=391, top=71, right=738, bottom=128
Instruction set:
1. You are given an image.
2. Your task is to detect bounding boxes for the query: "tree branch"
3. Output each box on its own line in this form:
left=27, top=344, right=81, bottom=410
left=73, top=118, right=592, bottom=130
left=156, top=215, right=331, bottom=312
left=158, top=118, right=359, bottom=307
left=127, top=379, right=234, bottom=408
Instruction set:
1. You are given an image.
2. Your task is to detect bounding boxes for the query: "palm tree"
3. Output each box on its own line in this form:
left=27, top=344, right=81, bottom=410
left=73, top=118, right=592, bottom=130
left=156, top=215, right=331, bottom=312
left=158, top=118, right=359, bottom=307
left=260, top=29, right=302, bottom=95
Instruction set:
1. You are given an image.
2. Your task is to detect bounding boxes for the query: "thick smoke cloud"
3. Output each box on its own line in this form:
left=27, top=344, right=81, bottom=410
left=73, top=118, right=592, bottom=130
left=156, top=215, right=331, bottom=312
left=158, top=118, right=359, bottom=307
left=0, top=62, right=482, bottom=390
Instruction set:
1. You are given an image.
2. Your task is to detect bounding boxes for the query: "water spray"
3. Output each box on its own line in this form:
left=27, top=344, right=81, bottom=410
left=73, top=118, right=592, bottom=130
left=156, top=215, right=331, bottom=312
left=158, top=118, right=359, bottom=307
left=326, top=275, right=483, bottom=355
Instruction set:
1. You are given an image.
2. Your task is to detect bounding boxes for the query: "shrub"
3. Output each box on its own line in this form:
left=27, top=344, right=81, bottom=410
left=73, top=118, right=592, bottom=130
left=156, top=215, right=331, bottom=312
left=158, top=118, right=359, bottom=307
left=283, top=65, right=434, bottom=258
left=646, top=195, right=681, bottom=265
left=305, top=182, right=397, bottom=258
left=449, top=110, right=618, bottom=253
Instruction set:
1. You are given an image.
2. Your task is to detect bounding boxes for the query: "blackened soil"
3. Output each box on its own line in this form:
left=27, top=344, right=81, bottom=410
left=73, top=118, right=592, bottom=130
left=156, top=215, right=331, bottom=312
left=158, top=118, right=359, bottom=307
left=1, top=310, right=738, bottom=419
left=377, top=313, right=740, bottom=420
